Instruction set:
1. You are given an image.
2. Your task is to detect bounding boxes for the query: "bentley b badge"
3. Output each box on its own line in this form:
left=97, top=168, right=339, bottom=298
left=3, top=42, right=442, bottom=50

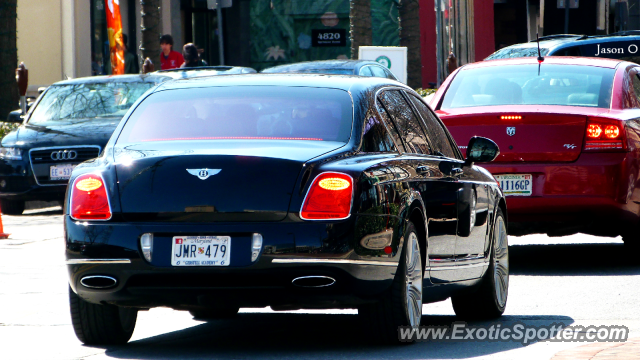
left=187, top=168, right=221, bottom=180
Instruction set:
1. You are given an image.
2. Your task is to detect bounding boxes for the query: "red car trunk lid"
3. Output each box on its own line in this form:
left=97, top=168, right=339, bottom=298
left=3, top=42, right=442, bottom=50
left=438, top=108, right=590, bottom=163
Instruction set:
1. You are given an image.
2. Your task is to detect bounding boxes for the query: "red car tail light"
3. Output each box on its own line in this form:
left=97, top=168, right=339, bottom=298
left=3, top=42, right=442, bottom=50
left=584, top=118, right=627, bottom=152
left=70, top=173, right=112, bottom=220
left=300, top=172, right=353, bottom=220
left=499, top=115, right=523, bottom=120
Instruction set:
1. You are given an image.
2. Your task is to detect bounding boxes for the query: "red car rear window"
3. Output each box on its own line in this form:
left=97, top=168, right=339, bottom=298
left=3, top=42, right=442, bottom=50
left=441, top=64, right=615, bottom=109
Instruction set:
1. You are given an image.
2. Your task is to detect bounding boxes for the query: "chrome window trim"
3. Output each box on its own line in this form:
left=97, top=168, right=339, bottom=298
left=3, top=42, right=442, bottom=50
left=272, top=258, right=397, bottom=266
left=29, top=145, right=101, bottom=186
left=66, top=259, right=131, bottom=265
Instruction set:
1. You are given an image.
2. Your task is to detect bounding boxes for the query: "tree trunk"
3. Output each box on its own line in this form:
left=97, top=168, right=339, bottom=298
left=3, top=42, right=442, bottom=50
left=350, top=0, right=372, bottom=59
left=140, top=0, right=162, bottom=66
left=398, top=0, right=422, bottom=88
left=0, top=0, right=19, bottom=120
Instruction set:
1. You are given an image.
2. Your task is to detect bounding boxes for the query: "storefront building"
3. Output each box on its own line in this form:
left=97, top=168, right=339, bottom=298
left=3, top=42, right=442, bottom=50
left=16, top=0, right=640, bottom=94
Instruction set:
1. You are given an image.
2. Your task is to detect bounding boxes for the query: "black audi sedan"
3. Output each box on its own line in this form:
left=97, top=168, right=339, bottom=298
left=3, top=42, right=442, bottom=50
left=261, top=59, right=399, bottom=80
left=0, top=74, right=171, bottom=215
left=65, top=74, right=508, bottom=344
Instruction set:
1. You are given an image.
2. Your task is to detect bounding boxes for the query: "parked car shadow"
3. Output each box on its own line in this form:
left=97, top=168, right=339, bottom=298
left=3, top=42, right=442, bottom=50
left=96, top=312, right=574, bottom=360
left=510, top=243, right=640, bottom=276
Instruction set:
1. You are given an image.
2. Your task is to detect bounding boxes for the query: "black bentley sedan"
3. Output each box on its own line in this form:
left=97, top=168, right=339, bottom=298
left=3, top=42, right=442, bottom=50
left=65, top=74, right=508, bottom=344
left=0, top=74, right=170, bottom=215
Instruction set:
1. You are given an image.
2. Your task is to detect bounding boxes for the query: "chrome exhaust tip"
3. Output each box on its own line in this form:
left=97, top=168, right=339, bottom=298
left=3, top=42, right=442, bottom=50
left=80, top=275, right=117, bottom=289
left=292, top=276, right=336, bottom=288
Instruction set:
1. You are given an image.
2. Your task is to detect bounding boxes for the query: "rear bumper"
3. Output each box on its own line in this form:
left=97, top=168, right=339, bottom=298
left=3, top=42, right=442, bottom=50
left=64, top=216, right=401, bottom=309
left=481, top=152, right=640, bottom=235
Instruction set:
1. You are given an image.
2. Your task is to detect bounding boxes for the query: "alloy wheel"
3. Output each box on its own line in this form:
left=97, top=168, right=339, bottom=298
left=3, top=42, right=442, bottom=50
left=493, top=216, right=509, bottom=308
left=405, top=232, right=423, bottom=327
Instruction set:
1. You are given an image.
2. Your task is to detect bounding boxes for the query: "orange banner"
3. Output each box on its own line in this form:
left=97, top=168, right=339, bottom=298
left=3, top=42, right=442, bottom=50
left=105, top=0, right=124, bottom=75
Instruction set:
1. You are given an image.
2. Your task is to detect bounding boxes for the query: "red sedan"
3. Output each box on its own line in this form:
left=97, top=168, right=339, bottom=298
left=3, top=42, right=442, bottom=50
left=430, top=56, right=640, bottom=245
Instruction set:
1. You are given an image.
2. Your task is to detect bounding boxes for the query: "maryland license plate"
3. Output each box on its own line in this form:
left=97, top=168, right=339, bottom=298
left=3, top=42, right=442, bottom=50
left=171, top=236, right=231, bottom=266
left=49, top=164, right=75, bottom=180
left=495, top=174, right=532, bottom=196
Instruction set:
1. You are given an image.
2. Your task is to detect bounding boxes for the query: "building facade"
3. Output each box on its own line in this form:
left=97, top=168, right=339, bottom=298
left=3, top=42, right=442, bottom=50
left=15, top=0, right=640, bottom=95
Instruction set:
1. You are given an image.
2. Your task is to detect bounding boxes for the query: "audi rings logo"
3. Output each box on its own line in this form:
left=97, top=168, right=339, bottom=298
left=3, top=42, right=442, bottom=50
left=50, top=150, right=78, bottom=161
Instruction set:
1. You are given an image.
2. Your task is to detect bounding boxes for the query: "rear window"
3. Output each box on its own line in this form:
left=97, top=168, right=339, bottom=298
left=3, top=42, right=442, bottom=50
left=440, top=64, right=615, bottom=109
left=485, top=47, right=550, bottom=60
left=262, top=67, right=354, bottom=75
left=116, top=86, right=353, bottom=144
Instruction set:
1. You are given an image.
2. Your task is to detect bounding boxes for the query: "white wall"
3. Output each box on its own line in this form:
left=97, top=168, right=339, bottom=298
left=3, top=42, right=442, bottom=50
left=17, top=0, right=63, bottom=93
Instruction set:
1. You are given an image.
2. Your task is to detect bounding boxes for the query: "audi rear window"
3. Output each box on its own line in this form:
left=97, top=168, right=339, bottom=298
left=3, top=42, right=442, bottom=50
left=116, top=86, right=353, bottom=144
left=440, top=64, right=615, bottom=109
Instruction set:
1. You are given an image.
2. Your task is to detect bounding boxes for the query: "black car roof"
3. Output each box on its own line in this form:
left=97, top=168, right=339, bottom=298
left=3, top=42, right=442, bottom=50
left=493, top=33, right=640, bottom=56
left=153, top=73, right=406, bottom=94
left=53, top=74, right=170, bottom=86
left=261, top=60, right=384, bottom=73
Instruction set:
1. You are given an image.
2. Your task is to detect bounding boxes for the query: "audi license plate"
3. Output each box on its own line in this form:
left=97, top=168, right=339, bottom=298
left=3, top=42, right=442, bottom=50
left=49, top=164, right=75, bottom=180
left=171, top=236, right=231, bottom=266
left=495, top=174, right=532, bottom=196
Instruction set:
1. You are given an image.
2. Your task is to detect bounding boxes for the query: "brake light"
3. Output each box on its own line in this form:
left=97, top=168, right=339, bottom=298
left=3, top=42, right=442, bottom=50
left=500, top=115, right=522, bottom=120
left=70, top=173, right=112, bottom=220
left=300, top=172, right=353, bottom=220
left=587, top=124, right=602, bottom=138
left=584, top=118, right=627, bottom=152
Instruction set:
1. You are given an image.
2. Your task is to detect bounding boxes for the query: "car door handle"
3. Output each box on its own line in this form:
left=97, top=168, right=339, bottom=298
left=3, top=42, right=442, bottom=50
left=450, top=168, right=464, bottom=177
left=416, top=166, right=430, bottom=176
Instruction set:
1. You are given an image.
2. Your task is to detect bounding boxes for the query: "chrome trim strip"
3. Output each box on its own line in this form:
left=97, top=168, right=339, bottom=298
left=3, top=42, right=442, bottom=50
left=66, top=259, right=131, bottom=265
left=272, top=258, right=397, bottom=266
left=29, top=145, right=101, bottom=186
left=430, top=262, right=489, bottom=271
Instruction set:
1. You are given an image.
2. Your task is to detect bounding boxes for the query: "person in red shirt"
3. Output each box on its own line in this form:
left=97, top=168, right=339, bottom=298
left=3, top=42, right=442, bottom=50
left=159, top=34, right=184, bottom=70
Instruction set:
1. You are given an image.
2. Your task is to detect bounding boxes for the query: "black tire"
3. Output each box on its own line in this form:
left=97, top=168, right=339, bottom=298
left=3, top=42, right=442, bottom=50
left=69, top=286, right=137, bottom=345
left=451, top=208, right=509, bottom=320
left=189, top=306, right=240, bottom=320
left=1, top=199, right=24, bottom=215
left=358, top=221, right=423, bottom=344
left=622, top=234, right=640, bottom=251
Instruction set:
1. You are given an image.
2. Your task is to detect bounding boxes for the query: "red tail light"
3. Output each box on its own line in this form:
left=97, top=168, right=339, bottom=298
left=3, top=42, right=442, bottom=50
left=583, top=118, right=627, bottom=152
left=499, top=115, right=523, bottom=120
left=70, top=174, right=112, bottom=220
left=300, top=172, right=353, bottom=220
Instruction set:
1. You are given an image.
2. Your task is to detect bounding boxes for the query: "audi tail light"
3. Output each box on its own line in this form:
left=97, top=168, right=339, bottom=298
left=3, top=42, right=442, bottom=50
left=583, top=117, right=628, bottom=152
left=70, top=173, right=112, bottom=220
left=300, top=172, right=353, bottom=220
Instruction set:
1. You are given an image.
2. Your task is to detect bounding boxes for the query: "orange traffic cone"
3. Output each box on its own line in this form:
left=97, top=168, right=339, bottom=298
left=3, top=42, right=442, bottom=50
left=0, top=204, right=11, bottom=239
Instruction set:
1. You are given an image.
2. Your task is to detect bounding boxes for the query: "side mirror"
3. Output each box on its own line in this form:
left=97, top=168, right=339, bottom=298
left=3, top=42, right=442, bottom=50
left=465, top=136, right=499, bottom=165
left=6, top=110, right=24, bottom=124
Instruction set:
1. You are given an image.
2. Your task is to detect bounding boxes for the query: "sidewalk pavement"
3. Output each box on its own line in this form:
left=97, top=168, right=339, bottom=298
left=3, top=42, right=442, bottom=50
left=551, top=337, right=640, bottom=359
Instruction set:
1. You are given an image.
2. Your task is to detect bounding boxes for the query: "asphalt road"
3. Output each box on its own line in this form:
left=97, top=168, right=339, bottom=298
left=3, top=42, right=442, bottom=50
left=1, top=207, right=639, bottom=360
